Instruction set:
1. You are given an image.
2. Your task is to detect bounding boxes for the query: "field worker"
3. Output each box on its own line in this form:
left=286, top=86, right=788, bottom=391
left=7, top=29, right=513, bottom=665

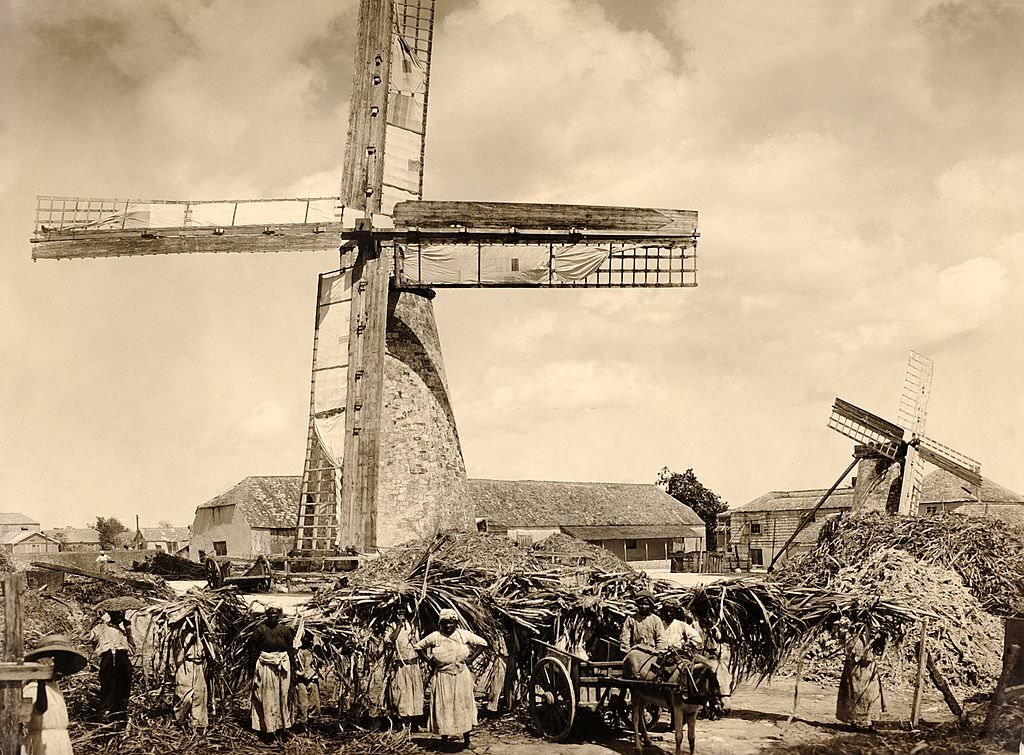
left=173, top=628, right=209, bottom=730
left=414, top=608, right=488, bottom=750
left=95, top=551, right=112, bottom=574
left=619, top=591, right=666, bottom=654
left=292, top=634, right=321, bottom=731
left=20, top=634, right=88, bottom=755
left=835, top=618, right=885, bottom=730
left=91, top=610, right=135, bottom=723
left=249, top=606, right=294, bottom=741
left=661, top=599, right=703, bottom=651
left=389, top=604, right=424, bottom=729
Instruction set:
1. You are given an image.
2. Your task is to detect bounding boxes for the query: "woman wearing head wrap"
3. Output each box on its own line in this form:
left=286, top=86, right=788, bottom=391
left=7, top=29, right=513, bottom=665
left=173, top=628, right=209, bottom=731
left=414, top=608, right=488, bottom=749
left=19, top=634, right=88, bottom=755
left=249, top=606, right=294, bottom=741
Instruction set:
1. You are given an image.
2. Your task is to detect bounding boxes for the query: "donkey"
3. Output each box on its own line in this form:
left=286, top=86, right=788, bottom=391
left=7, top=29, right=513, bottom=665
left=622, top=648, right=719, bottom=755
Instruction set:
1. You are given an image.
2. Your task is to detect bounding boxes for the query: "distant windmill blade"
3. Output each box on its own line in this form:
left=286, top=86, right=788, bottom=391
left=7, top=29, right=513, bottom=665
left=828, top=398, right=904, bottom=460
left=915, top=435, right=983, bottom=488
left=897, top=350, right=933, bottom=435
left=897, top=350, right=933, bottom=514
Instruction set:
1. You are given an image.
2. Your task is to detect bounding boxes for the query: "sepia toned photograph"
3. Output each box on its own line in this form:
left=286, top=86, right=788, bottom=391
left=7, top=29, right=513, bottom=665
left=1, top=1, right=1022, bottom=753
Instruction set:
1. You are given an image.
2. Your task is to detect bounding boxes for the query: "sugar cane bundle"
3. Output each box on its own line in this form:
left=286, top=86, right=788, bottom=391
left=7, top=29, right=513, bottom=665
left=775, top=511, right=1024, bottom=616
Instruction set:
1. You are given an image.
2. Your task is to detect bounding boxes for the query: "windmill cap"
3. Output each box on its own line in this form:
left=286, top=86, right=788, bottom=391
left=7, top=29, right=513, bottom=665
left=25, top=634, right=89, bottom=675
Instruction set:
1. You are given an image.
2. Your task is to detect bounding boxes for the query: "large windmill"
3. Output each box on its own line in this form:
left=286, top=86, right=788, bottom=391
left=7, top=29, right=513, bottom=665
left=826, top=350, right=982, bottom=515
left=29, top=0, right=699, bottom=554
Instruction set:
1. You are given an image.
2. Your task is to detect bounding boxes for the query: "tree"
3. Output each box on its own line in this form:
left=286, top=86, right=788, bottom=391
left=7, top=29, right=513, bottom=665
left=94, top=516, right=129, bottom=549
left=657, top=467, right=729, bottom=550
left=157, top=520, right=173, bottom=529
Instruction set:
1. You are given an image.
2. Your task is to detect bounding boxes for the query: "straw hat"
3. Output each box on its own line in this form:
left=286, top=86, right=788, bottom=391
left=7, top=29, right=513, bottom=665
left=25, top=634, right=88, bottom=676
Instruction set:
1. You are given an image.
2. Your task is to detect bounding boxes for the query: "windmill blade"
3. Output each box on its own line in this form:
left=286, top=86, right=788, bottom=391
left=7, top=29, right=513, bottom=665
left=31, top=195, right=345, bottom=259
left=367, top=200, right=700, bottom=288
left=914, top=435, right=982, bottom=488
left=380, top=0, right=435, bottom=215
left=341, top=0, right=436, bottom=217
left=896, top=350, right=933, bottom=514
left=897, top=445, right=926, bottom=515
left=827, top=398, right=905, bottom=459
left=897, top=350, right=933, bottom=435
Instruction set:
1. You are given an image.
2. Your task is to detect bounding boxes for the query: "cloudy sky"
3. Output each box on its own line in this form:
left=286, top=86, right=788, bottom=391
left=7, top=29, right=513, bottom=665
left=2, top=0, right=1022, bottom=530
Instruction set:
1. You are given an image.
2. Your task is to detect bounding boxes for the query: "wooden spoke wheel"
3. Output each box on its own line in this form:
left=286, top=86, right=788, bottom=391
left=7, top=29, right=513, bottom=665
left=529, top=657, right=576, bottom=742
left=203, top=557, right=223, bottom=588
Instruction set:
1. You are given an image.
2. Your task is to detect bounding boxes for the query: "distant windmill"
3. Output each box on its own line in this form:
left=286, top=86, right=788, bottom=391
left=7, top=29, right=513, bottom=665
left=768, top=351, right=981, bottom=571
left=29, top=0, right=700, bottom=554
left=827, top=350, right=981, bottom=515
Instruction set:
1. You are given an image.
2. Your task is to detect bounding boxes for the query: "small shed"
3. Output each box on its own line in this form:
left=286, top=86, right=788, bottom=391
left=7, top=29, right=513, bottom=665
left=3, top=529, right=61, bottom=556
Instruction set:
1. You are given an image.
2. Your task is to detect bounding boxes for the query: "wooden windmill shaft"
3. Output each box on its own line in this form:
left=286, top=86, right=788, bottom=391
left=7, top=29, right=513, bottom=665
left=30, top=0, right=700, bottom=553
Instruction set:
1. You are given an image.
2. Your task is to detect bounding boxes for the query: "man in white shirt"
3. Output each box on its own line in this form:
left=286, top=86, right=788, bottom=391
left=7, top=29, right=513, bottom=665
left=95, top=551, right=112, bottom=574
left=662, top=599, right=703, bottom=650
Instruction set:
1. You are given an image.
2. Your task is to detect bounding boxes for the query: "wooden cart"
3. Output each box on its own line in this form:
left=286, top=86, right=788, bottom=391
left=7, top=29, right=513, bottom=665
left=528, top=638, right=667, bottom=742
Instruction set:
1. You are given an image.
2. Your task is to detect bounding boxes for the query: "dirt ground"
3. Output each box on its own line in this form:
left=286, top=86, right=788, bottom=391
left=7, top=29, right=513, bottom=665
left=426, top=680, right=960, bottom=755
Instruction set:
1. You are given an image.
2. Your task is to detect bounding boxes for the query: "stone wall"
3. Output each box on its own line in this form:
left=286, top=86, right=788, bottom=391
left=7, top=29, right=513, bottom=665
left=374, top=289, right=474, bottom=547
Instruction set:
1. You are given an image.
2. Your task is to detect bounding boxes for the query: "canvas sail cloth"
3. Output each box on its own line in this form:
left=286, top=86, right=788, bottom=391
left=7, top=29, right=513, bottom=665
left=399, top=242, right=693, bottom=285
left=311, top=270, right=352, bottom=471
left=380, top=5, right=432, bottom=216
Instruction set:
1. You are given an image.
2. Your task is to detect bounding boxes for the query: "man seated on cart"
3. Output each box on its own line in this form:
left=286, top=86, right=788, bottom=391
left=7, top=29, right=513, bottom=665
left=619, top=591, right=667, bottom=655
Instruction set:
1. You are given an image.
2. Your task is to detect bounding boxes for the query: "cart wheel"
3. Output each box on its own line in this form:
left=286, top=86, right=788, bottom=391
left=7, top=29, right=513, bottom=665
left=529, top=657, right=576, bottom=742
left=204, top=557, right=223, bottom=588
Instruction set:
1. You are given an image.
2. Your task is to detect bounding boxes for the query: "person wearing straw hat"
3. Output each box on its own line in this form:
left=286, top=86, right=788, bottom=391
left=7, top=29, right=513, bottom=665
left=619, top=591, right=667, bottom=655
left=19, top=634, right=88, bottom=755
left=414, top=608, right=487, bottom=750
left=249, top=606, right=294, bottom=741
left=90, top=610, right=136, bottom=724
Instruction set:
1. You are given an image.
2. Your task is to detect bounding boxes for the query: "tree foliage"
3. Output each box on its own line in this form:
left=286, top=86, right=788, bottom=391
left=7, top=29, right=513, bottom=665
left=658, top=467, right=729, bottom=549
left=94, top=516, right=129, bottom=549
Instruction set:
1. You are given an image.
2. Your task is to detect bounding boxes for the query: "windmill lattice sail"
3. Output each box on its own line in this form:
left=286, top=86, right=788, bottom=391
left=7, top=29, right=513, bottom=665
left=827, top=398, right=905, bottom=459
left=896, top=350, right=933, bottom=514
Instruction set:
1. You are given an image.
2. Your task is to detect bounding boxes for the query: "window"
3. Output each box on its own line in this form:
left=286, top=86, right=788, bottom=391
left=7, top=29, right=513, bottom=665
left=625, top=539, right=638, bottom=550
left=925, top=505, right=939, bottom=515
left=749, top=523, right=762, bottom=535
left=749, top=547, right=764, bottom=566
left=213, top=541, right=227, bottom=557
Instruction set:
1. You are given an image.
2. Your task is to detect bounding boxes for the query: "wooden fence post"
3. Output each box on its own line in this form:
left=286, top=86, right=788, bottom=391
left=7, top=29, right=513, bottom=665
left=2, top=572, right=26, bottom=755
left=910, top=619, right=928, bottom=727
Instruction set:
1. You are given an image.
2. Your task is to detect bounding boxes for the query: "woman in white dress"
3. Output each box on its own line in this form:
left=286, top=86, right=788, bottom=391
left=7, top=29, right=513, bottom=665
left=414, top=608, right=488, bottom=750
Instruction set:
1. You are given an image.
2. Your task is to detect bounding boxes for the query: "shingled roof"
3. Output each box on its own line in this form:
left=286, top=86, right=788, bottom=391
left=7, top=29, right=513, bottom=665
left=139, top=527, right=191, bottom=543
left=468, top=479, right=703, bottom=529
left=45, top=527, right=100, bottom=544
left=921, top=469, right=1024, bottom=505
left=197, top=476, right=300, bottom=528
left=0, top=512, right=39, bottom=526
left=727, top=486, right=856, bottom=515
